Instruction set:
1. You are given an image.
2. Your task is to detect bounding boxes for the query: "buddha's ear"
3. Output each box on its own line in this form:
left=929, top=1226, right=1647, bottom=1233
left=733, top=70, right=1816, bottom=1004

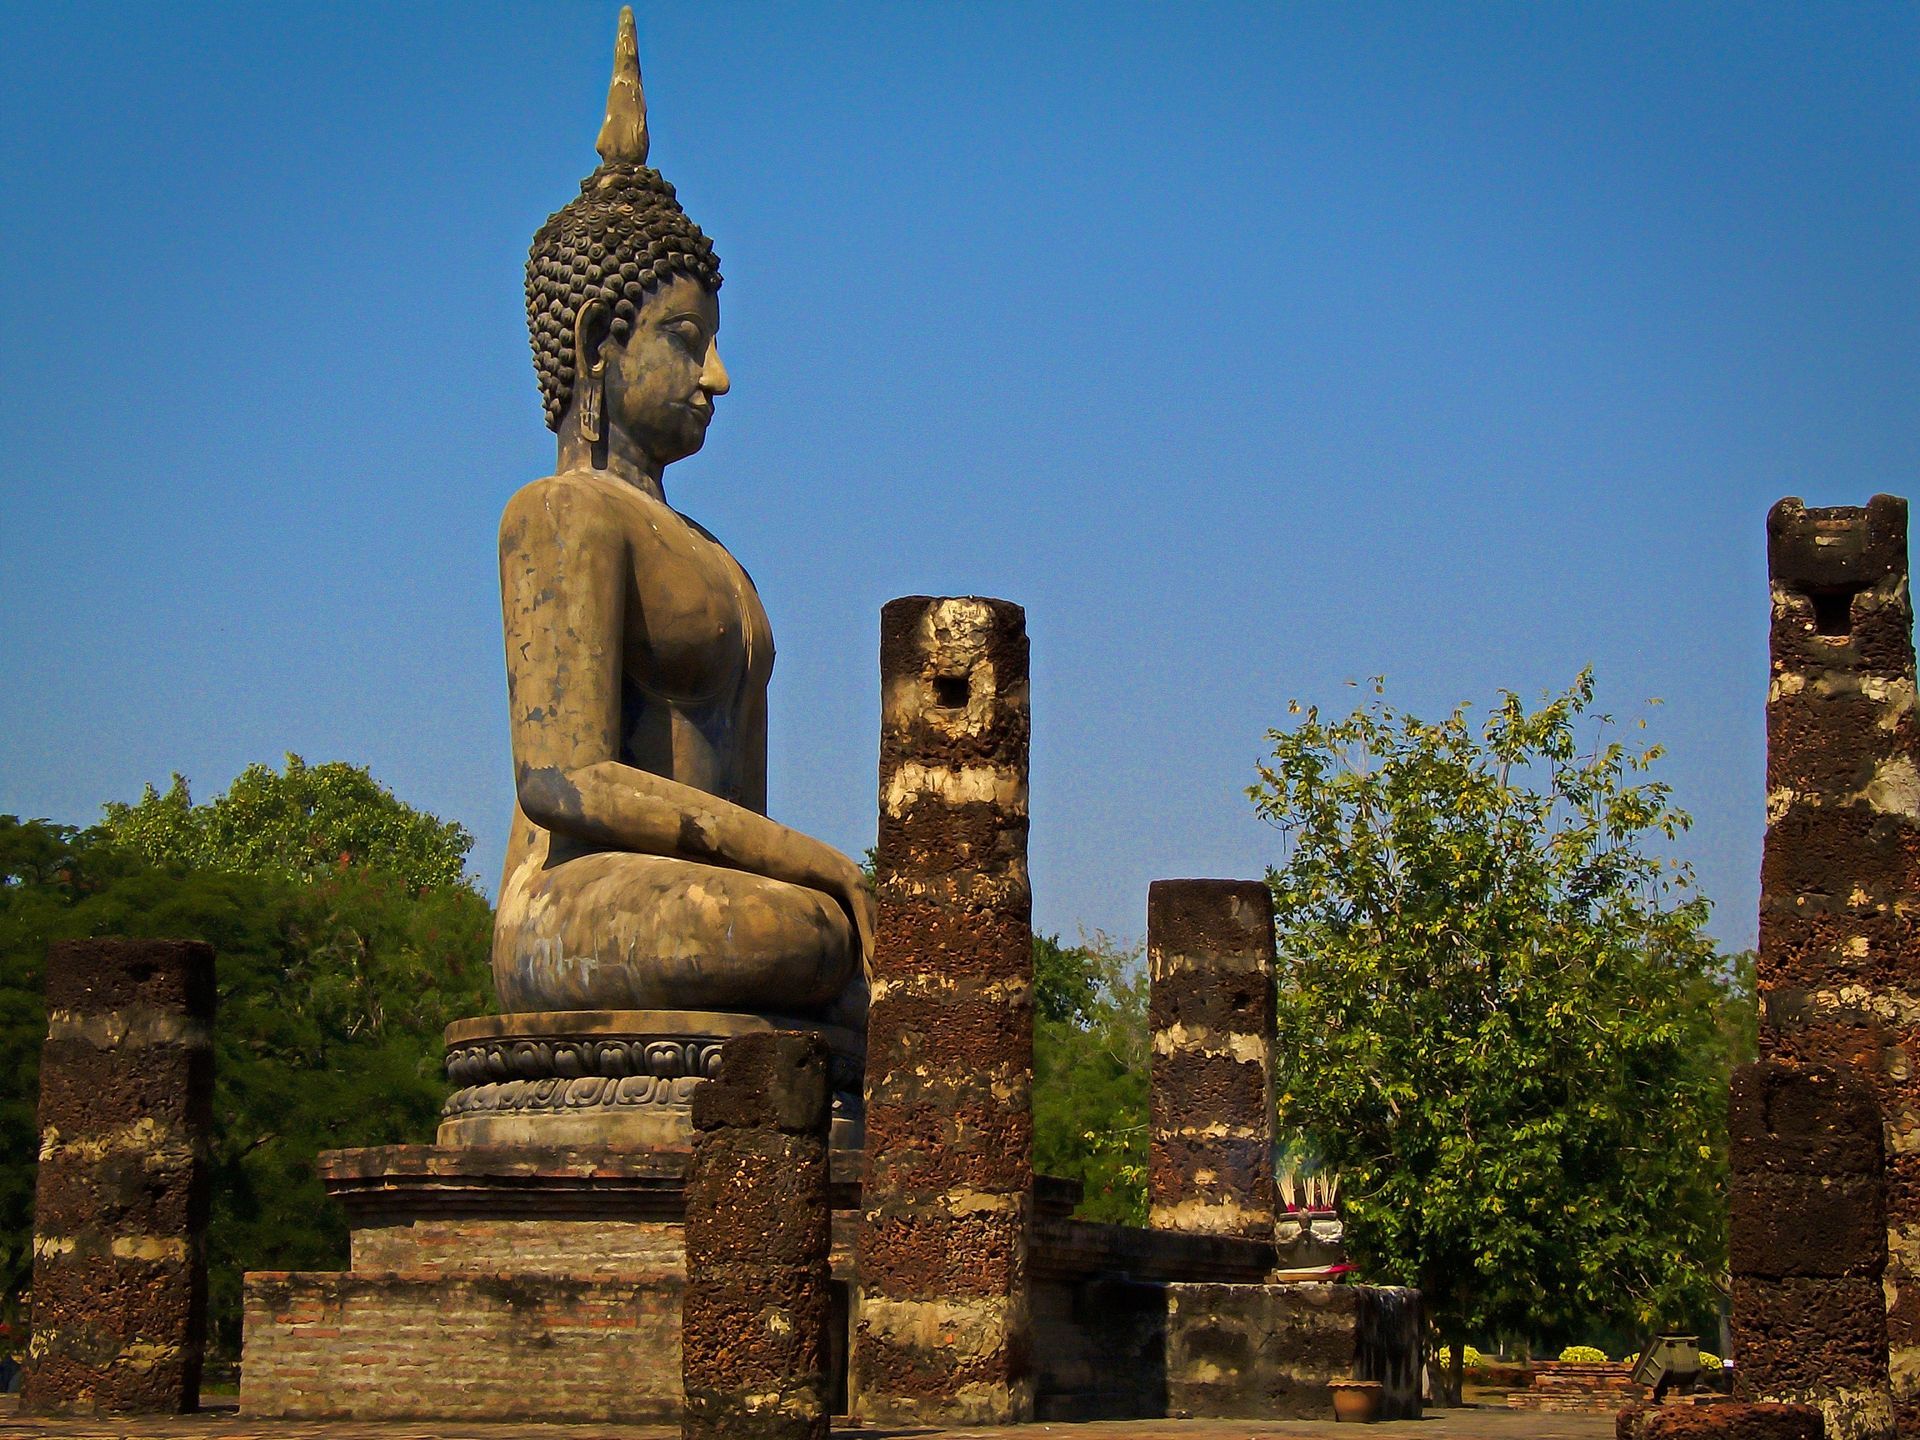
left=573, top=298, right=613, bottom=370
left=572, top=298, right=612, bottom=444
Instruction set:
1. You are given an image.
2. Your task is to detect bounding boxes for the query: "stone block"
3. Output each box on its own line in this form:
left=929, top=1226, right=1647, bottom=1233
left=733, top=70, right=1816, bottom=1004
left=1760, top=495, right=1919, bottom=1430
left=683, top=1031, right=831, bottom=1440
left=1164, top=1281, right=1420, bottom=1421
left=1729, top=1061, right=1893, bottom=1440
left=1148, top=879, right=1277, bottom=1240
left=25, top=938, right=213, bottom=1417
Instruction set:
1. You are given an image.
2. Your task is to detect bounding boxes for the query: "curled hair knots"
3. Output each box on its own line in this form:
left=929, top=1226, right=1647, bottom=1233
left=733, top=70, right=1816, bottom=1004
left=525, top=163, right=723, bottom=432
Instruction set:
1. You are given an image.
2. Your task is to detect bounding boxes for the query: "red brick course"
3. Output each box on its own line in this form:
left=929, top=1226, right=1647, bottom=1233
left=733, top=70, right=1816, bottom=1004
left=238, top=1271, right=681, bottom=1422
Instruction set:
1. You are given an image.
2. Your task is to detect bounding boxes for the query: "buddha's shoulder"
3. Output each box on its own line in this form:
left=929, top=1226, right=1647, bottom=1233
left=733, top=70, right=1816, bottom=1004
left=500, top=471, right=646, bottom=542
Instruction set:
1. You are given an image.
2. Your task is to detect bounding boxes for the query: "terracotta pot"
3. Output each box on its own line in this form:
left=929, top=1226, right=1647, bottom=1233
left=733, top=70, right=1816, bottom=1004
left=1329, top=1379, right=1385, bottom=1423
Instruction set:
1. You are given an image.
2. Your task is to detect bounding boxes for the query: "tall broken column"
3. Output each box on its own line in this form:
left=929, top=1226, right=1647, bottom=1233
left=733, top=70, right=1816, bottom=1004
left=25, top=939, right=215, bottom=1415
left=853, top=595, right=1034, bottom=1426
left=1729, top=1061, right=1894, bottom=1440
left=1147, top=879, right=1277, bottom=1239
left=683, top=1031, right=833, bottom=1440
left=1761, top=495, right=1920, bottom=1424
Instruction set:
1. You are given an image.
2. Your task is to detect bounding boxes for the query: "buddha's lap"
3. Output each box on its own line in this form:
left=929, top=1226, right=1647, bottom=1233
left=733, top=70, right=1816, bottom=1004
left=493, top=848, right=853, bottom=1011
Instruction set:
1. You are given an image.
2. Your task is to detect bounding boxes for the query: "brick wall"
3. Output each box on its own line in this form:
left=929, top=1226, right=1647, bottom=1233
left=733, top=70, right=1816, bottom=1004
left=240, top=1271, right=681, bottom=1422
left=351, top=1217, right=684, bottom=1277
left=1506, top=1362, right=1642, bottom=1413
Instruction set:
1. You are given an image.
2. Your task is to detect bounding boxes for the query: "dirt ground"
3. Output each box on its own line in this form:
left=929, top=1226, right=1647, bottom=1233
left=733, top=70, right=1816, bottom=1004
left=0, top=1403, right=1617, bottom=1440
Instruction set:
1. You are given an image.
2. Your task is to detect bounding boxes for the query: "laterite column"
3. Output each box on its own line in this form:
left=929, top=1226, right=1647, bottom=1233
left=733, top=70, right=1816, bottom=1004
left=1761, top=495, right=1920, bottom=1421
left=683, top=1031, right=832, bottom=1440
left=1730, top=1061, right=1894, bottom=1440
left=854, top=595, right=1034, bottom=1425
left=1147, top=879, right=1277, bottom=1238
left=26, top=939, right=214, bottom=1414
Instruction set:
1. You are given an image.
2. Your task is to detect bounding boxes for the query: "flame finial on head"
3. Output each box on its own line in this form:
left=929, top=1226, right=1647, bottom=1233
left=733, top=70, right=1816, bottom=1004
left=595, top=7, right=649, bottom=165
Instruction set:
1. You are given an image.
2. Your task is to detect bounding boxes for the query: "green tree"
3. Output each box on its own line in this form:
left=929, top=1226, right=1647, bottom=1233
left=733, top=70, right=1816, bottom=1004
left=1249, top=673, right=1736, bottom=1402
left=1, top=782, right=492, bottom=1356
left=98, top=754, right=477, bottom=893
left=1033, top=933, right=1150, bottom=1225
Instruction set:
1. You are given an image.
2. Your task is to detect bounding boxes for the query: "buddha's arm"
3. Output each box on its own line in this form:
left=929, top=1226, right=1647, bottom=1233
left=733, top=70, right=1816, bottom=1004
left=500, top=479, right=871, bottom=946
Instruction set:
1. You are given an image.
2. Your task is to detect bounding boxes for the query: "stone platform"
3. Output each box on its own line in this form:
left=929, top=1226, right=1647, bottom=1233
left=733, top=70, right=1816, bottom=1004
left=239, top=1145, right=1418, bottom=1424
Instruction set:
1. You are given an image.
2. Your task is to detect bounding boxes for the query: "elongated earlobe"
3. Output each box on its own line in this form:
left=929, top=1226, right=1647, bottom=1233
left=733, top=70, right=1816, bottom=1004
left=572, top=299, right=610, bottom=446
left=577, top=356, right=605, bottom=443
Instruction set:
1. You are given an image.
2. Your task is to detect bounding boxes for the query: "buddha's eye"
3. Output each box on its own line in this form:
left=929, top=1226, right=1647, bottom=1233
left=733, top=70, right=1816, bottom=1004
left=669, top=319, right=705, bottom=352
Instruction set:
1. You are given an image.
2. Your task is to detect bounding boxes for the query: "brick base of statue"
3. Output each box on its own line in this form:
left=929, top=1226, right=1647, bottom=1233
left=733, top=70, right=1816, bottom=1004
left=1618, top=1402, right=1826, bottom=1440
left=238, top=1137, right=1419, bottom=1421
left=683, top=1032, right=832, bottom=1440
left=26, top=938, right=214, bottom=1416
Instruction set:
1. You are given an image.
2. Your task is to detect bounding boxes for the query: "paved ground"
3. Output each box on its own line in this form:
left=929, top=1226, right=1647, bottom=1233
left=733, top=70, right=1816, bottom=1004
left=0, top=1406, right=1617, bottom=1440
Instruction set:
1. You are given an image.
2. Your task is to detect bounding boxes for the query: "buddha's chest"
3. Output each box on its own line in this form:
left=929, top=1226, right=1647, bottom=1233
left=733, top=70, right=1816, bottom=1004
left=620, top=509, right=771, bottom=708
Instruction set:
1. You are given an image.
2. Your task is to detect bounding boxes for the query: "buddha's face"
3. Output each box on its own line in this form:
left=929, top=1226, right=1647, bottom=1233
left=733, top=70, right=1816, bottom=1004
left=599, top=273, right=729, bottom=468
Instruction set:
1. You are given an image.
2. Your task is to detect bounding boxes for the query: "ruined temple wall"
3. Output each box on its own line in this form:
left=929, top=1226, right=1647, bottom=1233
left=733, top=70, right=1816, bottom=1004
left=1760, top=494, right=1920, bottom=1421
left=853, top=595, right=1035, bottom=1426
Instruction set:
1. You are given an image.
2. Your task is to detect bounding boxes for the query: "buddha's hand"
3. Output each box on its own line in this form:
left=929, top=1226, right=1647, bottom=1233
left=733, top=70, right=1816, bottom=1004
left=820, top=852, right=876, bottom=974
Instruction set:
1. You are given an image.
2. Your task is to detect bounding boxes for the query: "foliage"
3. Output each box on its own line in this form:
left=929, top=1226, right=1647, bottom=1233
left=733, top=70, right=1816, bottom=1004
left=1698, top=1350, right=1722, bottom=1371
left=1558, top=1345, right=1612, bottom=1363
left=98, top=754, right=477, bottom=893
left=0, top=798, right=492, bottom=1354
left=1250, top=673, right=1737, bottom=1369
left=1032, top=933, right=1149, bottom=1224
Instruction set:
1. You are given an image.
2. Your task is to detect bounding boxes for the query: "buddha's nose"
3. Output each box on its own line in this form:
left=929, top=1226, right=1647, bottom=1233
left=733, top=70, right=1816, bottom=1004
left=702, top=341, right=730, bottom=397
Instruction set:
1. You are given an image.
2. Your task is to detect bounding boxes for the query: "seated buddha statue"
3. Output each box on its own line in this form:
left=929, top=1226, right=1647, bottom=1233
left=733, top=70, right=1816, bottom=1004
left=491, top=9, right=871, bottom=1026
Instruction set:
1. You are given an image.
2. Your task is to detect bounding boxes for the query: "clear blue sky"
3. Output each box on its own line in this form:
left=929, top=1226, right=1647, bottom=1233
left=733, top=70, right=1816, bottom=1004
left=3, top=3, right=1915, bottom=953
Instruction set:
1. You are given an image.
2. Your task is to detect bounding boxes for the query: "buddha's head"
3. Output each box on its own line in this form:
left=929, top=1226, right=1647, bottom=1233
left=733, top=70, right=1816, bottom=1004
left=527, top=8, right=727, bottom=467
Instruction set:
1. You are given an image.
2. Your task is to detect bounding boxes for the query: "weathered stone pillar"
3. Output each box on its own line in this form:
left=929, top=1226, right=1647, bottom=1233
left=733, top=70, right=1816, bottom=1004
left=25, top=939, right=214, bottom=1415
left=1147, top=879, right=1277, bottom=1239
left=1730, top=1061, right=1893, bottom=1440
left=1761, top=494, right=1920, bottom=1422
left=853, top=595, right=1034, bottom=1426
left=683, top=1030, right=832, bottom=1440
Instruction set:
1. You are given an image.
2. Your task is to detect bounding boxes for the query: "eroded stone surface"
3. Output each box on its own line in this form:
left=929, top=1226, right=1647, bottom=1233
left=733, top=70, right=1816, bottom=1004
left=1147, top=880, right=1277, bottom=1239
left=1758, top=494, right=1913, bottom=1435
left=1164, top=1282, right=1421, bottom=1421
left=682, top=1031, right=832, bottom=1440
left=1729, top=1062, right=1892, bottom=1440
left=853, top=596, right=1034, bottom=1427
left=26, top=940, right=214, bottom=1416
